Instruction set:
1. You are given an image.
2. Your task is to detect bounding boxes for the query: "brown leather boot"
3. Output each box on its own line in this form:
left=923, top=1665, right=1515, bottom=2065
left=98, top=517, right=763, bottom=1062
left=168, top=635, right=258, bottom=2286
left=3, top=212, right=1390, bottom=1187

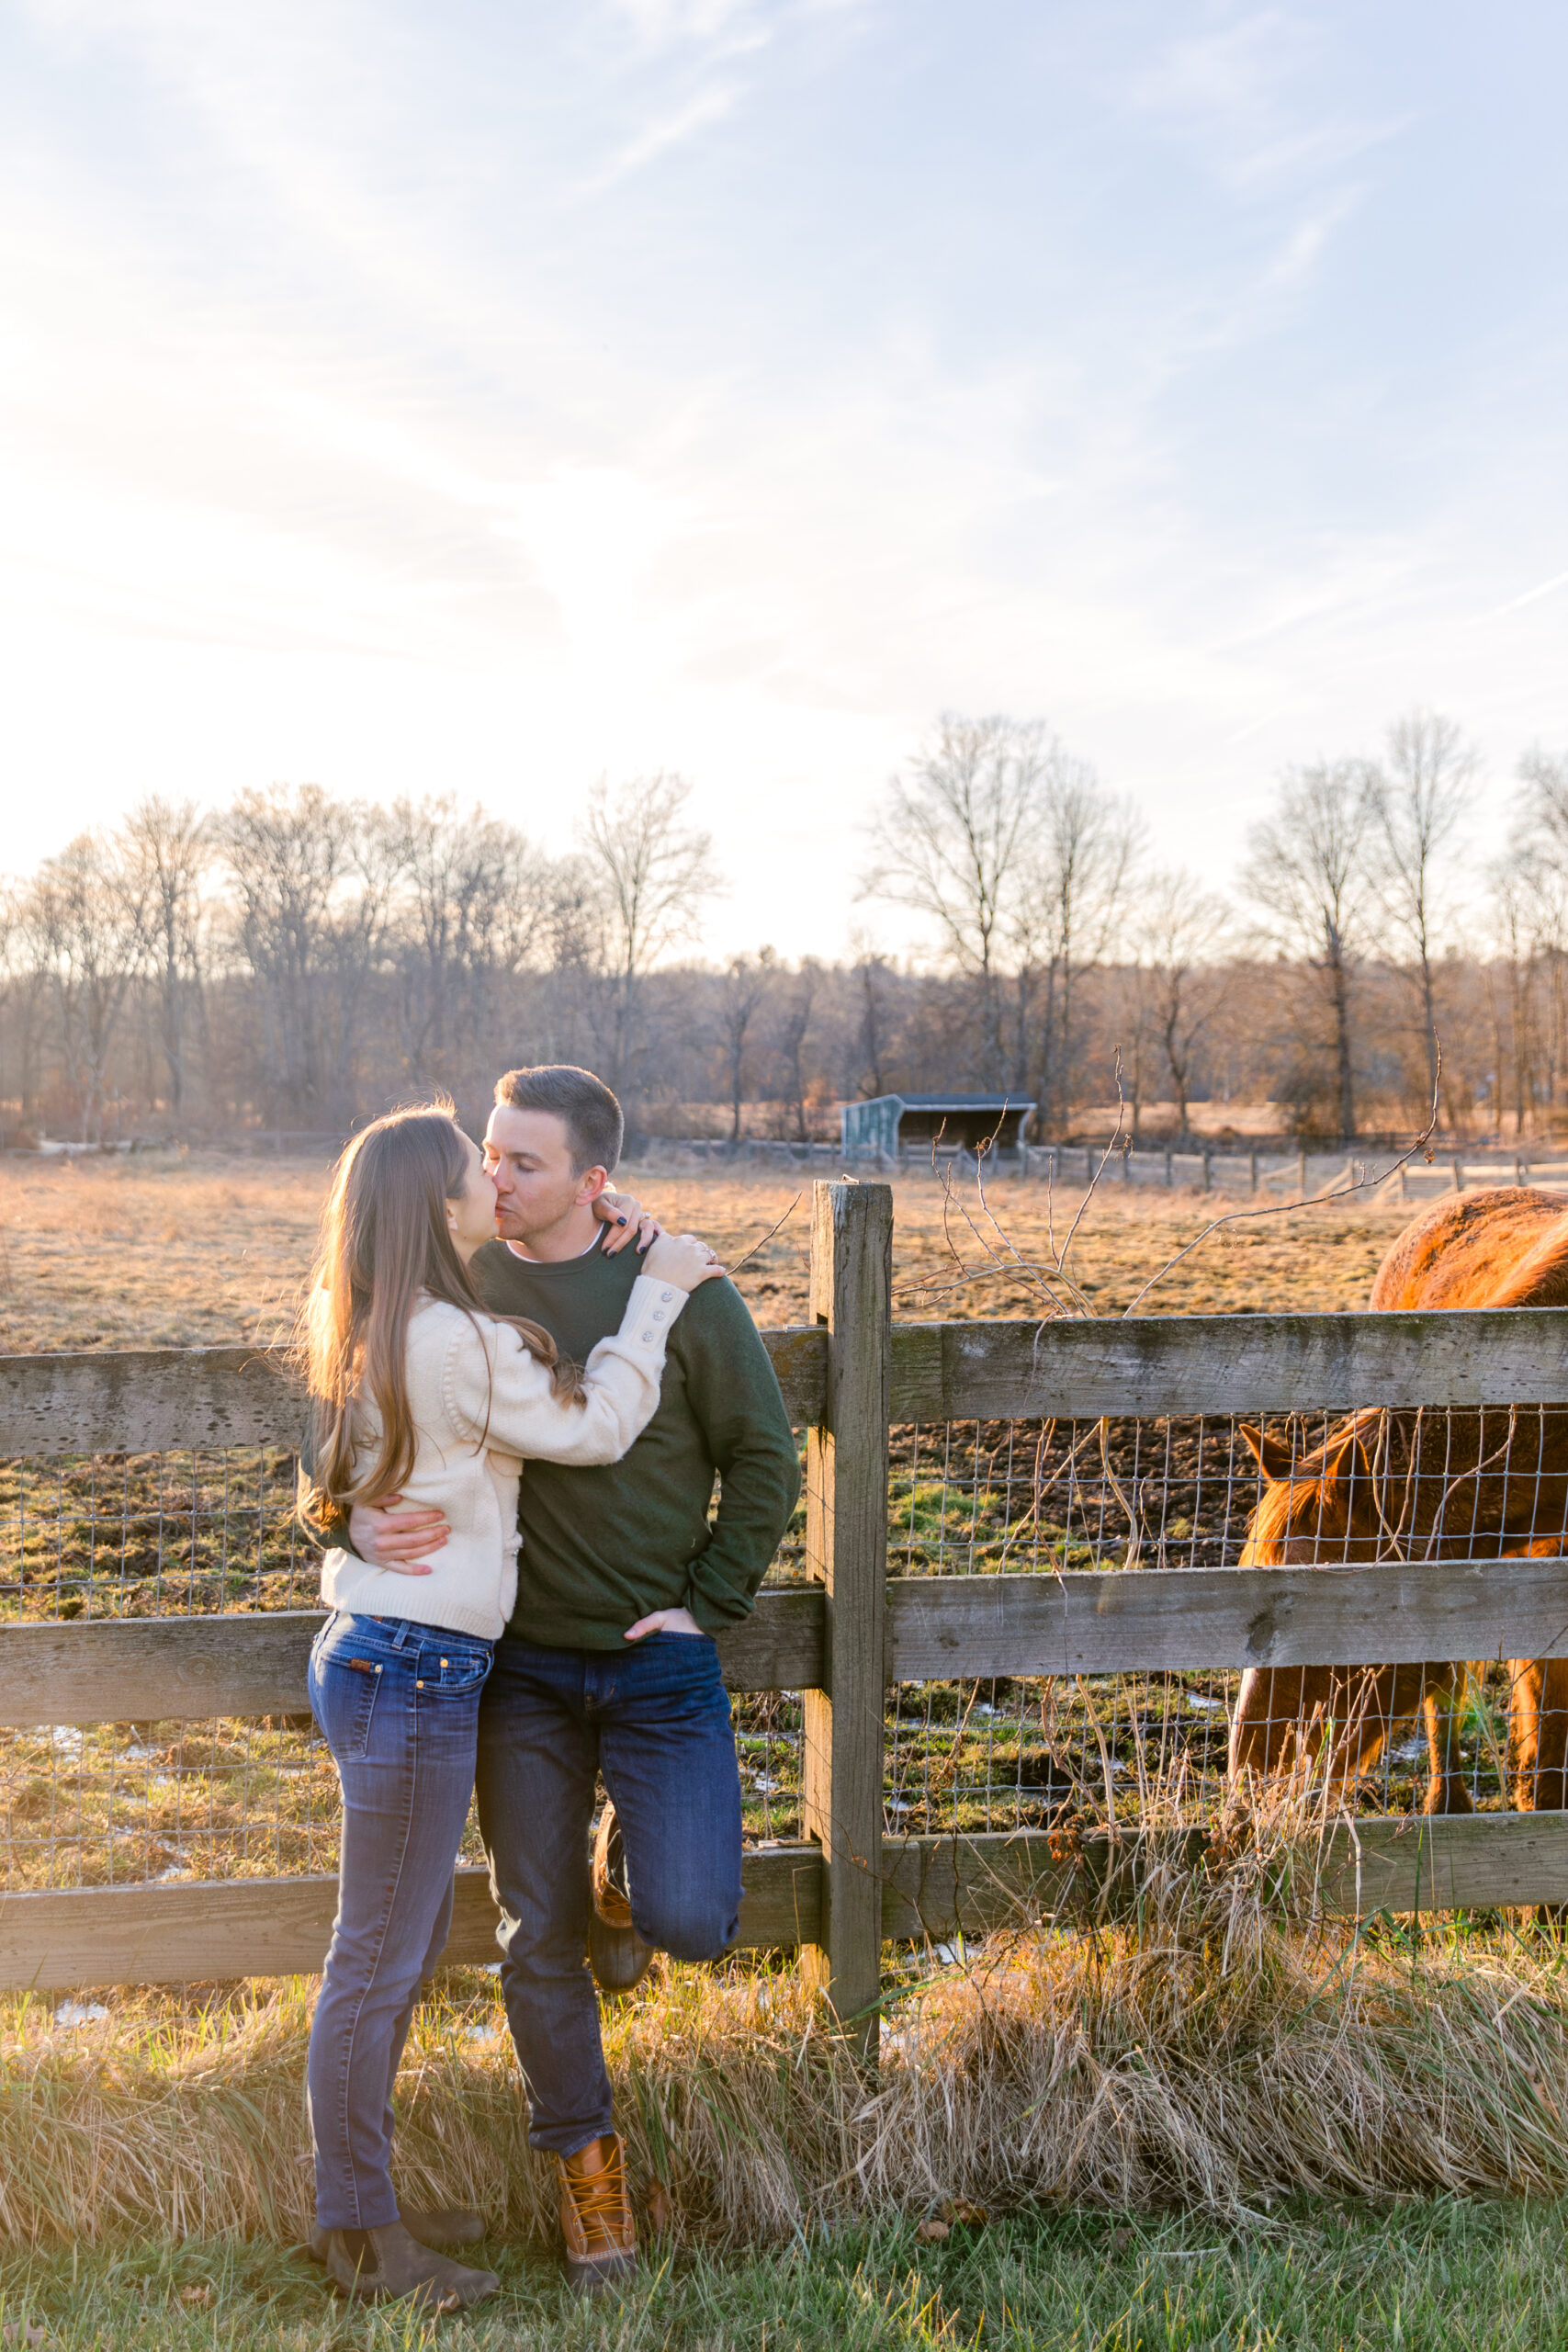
left=557, top=2132, right=637, bottom=2294
left=310, top=2206, right=485, bottom=2263
left=590, top=1806, right=654, bottom=1996
left=321, top=2219, right=498, bottom=2310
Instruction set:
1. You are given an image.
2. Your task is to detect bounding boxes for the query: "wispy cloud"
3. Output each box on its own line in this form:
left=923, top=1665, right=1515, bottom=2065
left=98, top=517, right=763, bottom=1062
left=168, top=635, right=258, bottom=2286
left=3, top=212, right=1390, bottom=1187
left=1473, top=569, right=1568, bottom=623
left=578, top=82, right=743, bottom=195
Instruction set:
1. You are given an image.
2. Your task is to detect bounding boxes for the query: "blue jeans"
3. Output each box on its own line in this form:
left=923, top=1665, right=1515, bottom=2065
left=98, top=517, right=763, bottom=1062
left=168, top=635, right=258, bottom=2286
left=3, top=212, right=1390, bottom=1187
left=306, top=1610, right=494, bottom=2231
left=474, top=1633, right=743, bottom=2155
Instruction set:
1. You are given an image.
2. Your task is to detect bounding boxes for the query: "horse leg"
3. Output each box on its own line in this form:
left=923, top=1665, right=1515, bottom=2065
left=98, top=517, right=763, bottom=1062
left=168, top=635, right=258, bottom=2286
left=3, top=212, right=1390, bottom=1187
left=1509, top=1658, right=1544, bottom=1810
left=1510, top=1657, right=1568, bottom=1811
left=1325, top=1664, right=1404, bottom=1794
left=1419, top=1668, right=1472, bottom=1815
left=1229, top=1667, right=1315, bottom=1781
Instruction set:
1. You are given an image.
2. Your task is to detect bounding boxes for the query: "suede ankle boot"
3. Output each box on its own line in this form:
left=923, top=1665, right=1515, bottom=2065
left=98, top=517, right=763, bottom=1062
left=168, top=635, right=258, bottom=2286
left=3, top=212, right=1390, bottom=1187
left=321, top=2219, right=499, bottom=2310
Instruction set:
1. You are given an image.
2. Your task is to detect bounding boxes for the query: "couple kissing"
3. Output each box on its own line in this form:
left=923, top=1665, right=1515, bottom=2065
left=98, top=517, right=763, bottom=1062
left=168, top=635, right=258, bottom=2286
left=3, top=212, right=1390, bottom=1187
left=297, top=1062, right=799, bottom=2312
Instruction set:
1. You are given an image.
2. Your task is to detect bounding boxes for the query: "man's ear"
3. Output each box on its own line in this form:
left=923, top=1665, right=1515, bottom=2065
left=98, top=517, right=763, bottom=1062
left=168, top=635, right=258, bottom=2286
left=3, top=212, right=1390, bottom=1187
left=1238, top=1421, right=1297, bottom=1481
left=577, top=1165, right=610, bottom=1206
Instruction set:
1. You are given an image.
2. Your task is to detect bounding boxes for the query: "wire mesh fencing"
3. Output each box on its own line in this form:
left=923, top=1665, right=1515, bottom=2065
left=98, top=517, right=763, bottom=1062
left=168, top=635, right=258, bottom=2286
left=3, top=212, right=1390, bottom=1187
left=6, top=1400, right=1566, bottom=1898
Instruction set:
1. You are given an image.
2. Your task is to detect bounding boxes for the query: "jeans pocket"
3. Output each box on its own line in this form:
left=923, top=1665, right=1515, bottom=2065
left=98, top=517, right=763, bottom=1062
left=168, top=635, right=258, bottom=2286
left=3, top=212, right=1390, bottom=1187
left=417, top=1645, right=493, bottom=1697
left=310, top=1641, right=385, bottom=1760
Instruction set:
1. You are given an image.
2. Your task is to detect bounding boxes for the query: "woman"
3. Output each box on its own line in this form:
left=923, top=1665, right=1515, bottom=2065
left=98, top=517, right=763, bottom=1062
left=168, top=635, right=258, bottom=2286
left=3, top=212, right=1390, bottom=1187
left=298, top=1102, right=718, bottom=2312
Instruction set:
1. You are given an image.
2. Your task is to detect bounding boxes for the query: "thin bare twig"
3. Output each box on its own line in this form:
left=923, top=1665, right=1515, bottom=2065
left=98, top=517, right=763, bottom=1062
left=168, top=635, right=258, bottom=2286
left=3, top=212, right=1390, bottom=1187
left=1117, top=1058, right=1445, bottom=1319
left=726, top=1194, right=803, bottom=1278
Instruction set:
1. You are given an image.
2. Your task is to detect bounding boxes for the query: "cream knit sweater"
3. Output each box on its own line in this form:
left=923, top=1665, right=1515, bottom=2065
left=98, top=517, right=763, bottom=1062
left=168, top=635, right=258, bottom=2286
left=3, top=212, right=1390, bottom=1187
left=320, top=1271, right=687, bottom=1641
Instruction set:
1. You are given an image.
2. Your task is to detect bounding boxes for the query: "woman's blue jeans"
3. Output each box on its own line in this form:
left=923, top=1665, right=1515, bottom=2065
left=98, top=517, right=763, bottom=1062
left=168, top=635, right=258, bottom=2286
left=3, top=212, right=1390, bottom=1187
left=306, top=1610, right=493, bottom=2232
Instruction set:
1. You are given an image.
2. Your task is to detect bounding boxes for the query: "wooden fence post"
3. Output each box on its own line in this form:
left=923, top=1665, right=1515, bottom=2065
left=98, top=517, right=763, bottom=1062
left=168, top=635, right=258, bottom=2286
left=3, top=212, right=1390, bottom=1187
left=800, top=1179, right=891, bottom=2060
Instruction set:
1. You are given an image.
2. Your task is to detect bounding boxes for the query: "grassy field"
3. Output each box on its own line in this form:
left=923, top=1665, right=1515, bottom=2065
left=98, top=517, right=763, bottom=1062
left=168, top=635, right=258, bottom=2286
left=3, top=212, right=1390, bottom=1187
left=6, top=2199, right=1567, bottom=2351
left=0, top=1146, right=1418, bottom=1354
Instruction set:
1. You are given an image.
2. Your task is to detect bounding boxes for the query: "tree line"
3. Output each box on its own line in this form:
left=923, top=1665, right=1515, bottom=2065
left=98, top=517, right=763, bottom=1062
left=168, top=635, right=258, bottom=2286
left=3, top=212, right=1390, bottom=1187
left=2, top=712, right=1566, bottom=1148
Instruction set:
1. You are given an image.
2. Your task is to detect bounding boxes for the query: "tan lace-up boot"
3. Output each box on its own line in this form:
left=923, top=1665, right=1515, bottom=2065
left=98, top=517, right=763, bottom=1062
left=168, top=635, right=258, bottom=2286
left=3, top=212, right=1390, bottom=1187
left=556, top=2132, right=637, bottom=2294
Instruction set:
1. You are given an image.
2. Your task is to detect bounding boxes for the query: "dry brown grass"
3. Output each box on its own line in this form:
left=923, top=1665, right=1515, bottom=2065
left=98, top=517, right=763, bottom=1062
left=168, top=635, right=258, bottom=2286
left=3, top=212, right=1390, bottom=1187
left=0, top=1148, right=1414, bottom=1354
left=7, top=1883, right=1568, bottom=2250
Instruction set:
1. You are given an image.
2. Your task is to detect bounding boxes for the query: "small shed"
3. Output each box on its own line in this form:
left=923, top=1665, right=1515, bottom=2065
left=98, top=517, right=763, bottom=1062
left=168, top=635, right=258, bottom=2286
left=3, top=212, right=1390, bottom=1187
left=840, top=1092, right=1037, bottom=1160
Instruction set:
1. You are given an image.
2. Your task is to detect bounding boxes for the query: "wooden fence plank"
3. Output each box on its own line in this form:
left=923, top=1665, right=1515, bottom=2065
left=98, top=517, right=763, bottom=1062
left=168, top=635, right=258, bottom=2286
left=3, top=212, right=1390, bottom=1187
left=16, top=1553, right=1568, bottom=1727
left=886, top=1556, right=1568, bottom=1679
left=0, top=1337, right=829, bottom=1458
left=8, top=1307, right=1568, bottom=1461
left=1314, top=1813, right=1568, bottom=1915
left=0, top=1849, right=825, bottom=1991
left=889, top=1308, right=1568, bottom=1421
left=9, top=1814, right=1568, bottom=1988
left=1, top=1590, right=827, bottom=1725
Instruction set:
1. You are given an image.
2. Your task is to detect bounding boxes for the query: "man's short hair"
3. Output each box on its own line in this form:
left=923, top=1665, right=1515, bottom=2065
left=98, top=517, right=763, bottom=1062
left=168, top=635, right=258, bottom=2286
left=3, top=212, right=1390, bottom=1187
left=493, top=1065, right=624, bottom=1176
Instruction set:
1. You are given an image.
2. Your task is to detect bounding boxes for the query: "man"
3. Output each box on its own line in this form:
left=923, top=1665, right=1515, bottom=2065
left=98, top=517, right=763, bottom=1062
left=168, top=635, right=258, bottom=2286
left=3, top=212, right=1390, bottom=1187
left=344, top=1064, right=799, bottom=2293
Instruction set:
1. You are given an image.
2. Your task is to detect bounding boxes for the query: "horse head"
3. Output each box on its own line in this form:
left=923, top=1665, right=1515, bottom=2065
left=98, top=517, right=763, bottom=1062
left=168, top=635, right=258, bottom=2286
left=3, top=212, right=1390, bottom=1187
left=1237, top=1416, right=1384, bottom=1568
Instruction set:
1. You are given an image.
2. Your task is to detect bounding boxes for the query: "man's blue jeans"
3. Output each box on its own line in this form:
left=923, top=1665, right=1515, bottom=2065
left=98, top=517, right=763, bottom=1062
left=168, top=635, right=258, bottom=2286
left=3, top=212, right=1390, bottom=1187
left=306, top=1610, right=494, bottom=2231
left=475, top=1632, right=743, bottom=2155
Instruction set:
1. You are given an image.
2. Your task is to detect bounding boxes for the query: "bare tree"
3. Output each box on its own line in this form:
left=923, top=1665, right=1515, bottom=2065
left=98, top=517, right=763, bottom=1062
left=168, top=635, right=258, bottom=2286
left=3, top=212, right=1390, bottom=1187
left=215, top=786, right=400, bottom=1121
left=716, top=950, right=774, bottom=1143
left=1011, top=756, right=1140, bottom=1127
left=1142, top=868, right=1233, bottom=1136
left=24, top=832, right=148, bottom=1139
left=581, top=775, right=722, bottom=1096
left=1245, top=761, right=1373, bottom=1140
left=1495, top=746, right=1568, bottom=1123
left=0, top=880, right=50, bottom=1125
left=390, top=798, right=548, bottom=1091
left=850, top=937, right=893, bottom=1100
left=862, top=715, right=1048, bottom=1086
left=773, top=957, right=821, bottom=1139
left=120, top=797, right=209, bottom=1120
left=1365, top=709, right=1476, bottom=1112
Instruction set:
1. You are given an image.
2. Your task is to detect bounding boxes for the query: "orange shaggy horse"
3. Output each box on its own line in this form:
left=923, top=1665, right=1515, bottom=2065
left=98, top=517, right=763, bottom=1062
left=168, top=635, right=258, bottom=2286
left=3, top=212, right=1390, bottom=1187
left=1227, top=1186, right=1568, bottom=1815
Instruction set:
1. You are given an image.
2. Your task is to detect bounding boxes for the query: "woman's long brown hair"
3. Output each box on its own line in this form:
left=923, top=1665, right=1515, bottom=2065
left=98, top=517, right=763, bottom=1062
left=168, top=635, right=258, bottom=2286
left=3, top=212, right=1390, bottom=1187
left=298, top=1103, right=578, bottom=1532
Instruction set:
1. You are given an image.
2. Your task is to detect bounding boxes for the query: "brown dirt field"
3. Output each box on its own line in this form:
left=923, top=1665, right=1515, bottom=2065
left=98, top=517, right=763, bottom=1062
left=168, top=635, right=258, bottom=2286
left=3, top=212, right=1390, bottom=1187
left=0, top=1148, right=1418, bottom=1353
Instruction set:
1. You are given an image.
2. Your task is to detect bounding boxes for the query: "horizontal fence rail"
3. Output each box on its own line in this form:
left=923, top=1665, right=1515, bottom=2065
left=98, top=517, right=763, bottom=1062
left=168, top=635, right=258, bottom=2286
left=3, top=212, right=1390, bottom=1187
left=7, top=1306, right=1568, bottom=1458
left=13, top=1815, right=1568, bottom=1993
left=15, top=1555, right=1568, bottom=1729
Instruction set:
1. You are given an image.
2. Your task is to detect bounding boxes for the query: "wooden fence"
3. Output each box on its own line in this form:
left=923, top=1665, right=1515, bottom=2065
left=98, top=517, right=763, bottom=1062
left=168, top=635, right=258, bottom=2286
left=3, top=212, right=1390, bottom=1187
left=7, top=1180, right=1568, bottom=2045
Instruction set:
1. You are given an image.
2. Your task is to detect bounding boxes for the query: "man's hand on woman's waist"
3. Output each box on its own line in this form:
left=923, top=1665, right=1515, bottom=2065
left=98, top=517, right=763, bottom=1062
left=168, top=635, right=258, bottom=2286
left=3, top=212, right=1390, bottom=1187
left=346, top=1495, right=446, bottom=1573
left=346, top=1499, right=705, bottom=1643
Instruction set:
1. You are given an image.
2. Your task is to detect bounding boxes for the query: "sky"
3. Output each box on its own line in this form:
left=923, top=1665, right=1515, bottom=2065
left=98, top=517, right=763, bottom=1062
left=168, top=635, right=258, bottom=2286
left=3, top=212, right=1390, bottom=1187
left=2, top=0, right=1565, bottom=961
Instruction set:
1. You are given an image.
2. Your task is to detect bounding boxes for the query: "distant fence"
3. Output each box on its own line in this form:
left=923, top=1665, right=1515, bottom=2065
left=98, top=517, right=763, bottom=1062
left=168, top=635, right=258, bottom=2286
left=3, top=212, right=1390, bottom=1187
left=7, top=1185, right=1568, bottom=2056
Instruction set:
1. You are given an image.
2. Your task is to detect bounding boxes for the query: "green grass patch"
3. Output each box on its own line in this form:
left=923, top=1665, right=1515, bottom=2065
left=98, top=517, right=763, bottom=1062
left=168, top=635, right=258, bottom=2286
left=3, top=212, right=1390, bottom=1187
left=5, top=2201, right=1568, bottom=2349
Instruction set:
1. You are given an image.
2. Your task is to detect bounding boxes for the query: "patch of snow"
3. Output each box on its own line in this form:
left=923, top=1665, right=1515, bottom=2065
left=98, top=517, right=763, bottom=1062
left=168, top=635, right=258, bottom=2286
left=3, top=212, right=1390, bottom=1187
left=54, top=2000, right=109, bottom=2029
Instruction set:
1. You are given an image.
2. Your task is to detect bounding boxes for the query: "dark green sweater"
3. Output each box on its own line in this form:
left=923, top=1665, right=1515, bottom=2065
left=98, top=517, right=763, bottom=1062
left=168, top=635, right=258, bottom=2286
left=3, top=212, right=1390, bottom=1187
left=468, top=1237, right=799, bottom=1649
